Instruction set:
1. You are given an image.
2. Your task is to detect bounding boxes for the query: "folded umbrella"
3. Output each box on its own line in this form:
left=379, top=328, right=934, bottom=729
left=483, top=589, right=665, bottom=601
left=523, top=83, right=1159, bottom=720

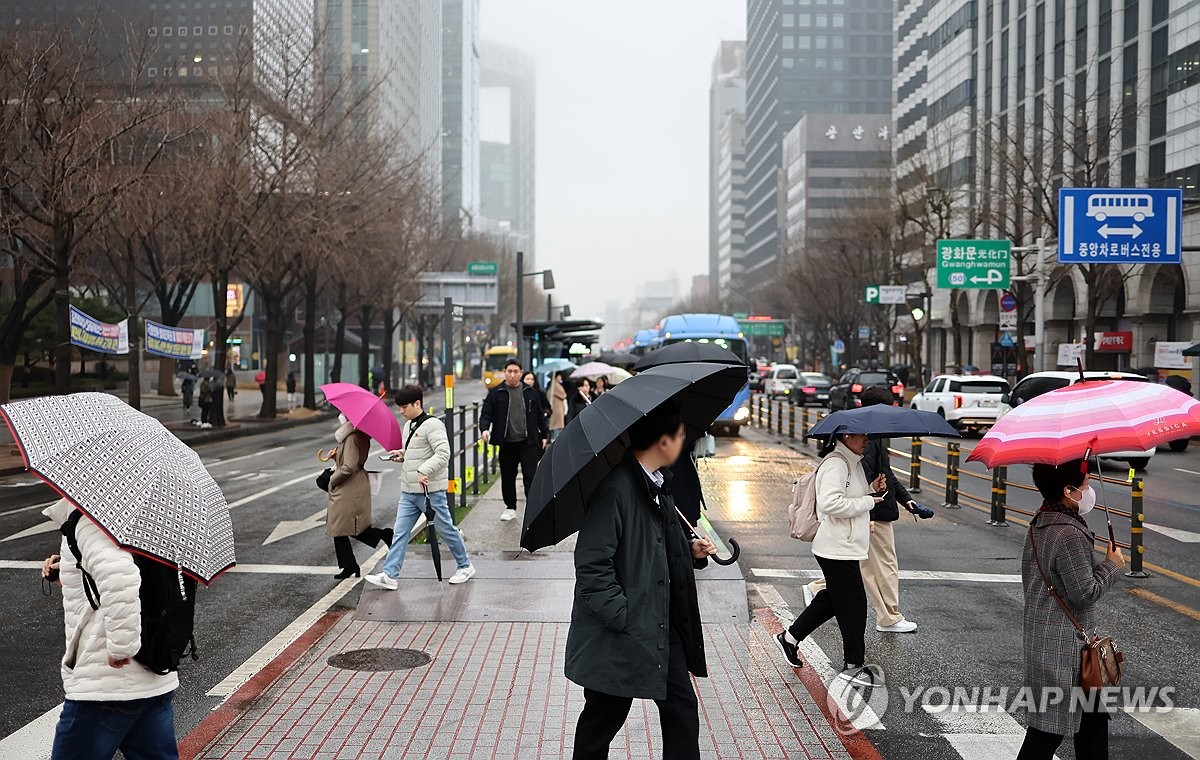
left=571, top=361, right=616, bottom=379
left=423, top=488, right=443, bottom=582
left=521, top=362, right=747, bottom=552
left=806, top=404, right=961, bottom=440
left=633, top=342, right=742, bottom=372
left=0, top=393, right=236, bottom=584
left=319, top=382, right=403, bottom=451
left=968, top=380, right=1200, bottom=467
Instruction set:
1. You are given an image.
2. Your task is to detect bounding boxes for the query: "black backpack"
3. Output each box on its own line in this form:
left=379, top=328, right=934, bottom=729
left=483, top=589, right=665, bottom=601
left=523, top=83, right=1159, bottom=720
left=62, top=511, right=199, bottom=675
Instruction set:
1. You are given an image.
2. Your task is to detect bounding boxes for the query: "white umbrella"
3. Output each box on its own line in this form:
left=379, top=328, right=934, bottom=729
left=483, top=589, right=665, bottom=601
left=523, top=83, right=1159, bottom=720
left=571, top=361, right=616, bottom=379
left=0, top=393, right=236, bottom=584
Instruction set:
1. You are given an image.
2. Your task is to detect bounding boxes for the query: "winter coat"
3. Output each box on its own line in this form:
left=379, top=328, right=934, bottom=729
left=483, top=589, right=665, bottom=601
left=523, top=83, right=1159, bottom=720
left=326, top=427, right=373, bottom=537
left=811, top=442, right=875, bottom=561
left=549, top=381, right=568, bottom=430
left=198, top=380, right=213, bottom=405
left=567, top=390, right=592, bottom=423
left=565, top=455, right=708, bottom=700
left=479, top=383, right=549, bottom=445
left=400, top=414, right=450, bottom=493
left=864, top=438, right=913, bottom=522
left=1021, top=508, right=1120, bottom=735
left=44, top=500, right=179, bottom=702
left=225, top=371, right=236, bottom=389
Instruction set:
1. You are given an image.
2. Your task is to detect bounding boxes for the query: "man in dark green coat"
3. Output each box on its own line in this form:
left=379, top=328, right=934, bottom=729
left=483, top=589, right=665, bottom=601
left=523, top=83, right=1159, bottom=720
left=566, top=401, right=715, bottom=760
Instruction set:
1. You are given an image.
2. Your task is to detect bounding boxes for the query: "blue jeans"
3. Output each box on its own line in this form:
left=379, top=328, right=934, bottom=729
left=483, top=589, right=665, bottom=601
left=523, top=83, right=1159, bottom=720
left=381, top=490, right=470, bottom=579
left=52, top=691, right=177, bottom=760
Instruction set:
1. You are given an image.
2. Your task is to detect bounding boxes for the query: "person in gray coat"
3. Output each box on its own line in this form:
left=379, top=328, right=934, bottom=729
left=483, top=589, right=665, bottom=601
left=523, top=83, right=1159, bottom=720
left=1018, top=459, right=1125, bottom=759
left=566, top=401, right=715, bottom=760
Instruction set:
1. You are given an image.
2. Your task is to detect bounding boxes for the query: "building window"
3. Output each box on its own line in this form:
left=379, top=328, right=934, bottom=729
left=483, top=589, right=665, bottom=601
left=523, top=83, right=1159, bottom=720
left=783, top=57, right=795, bottom=69
left=149, top=67, right=158, bottom=77
left=163, top=26, right=172, bottom=36
left=797, top=13, right=810, bottom=27
left=797, top=35, right=811, bottom=49
left=224, top=25, right=233, bottom=34
left=815, top=35, right=828, bottom=49
left=783, top=36, right=795, bottom=50
left=194, top=26, right=202, bottom=36
left=209, top=26, right=218, bottom=35
left=816, top=14, right=828, bottom=27
left=178, top=27, right=187, bottom=36
left=784, top=13, right=795, bottom=27
left=832, top=13, right=844, bottom=27
left=832, top=36, right=844, bottom=50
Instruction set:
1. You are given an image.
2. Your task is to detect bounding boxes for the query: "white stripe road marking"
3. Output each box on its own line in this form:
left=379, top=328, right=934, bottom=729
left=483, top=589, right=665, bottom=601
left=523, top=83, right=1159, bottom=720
left=206, top=543, right=389, bottom=698
left=0, top=521, right=59, bottom=543
left=1124, top=706, right=1200, bottom=757
left=0, top=705, right=59, bottom=760
left=1143, top=523, right=1200, bottom=543
left=0, top=560, right=396, bottom=575
left=226, top=471, right=324, bottom=509
left=750, top=582, right=885, bottom=731
left=922, top=705, right=1059, bottom=760
left=201, top=446, right=285, bottom=468
left=0, top=500, right=56, bottom=518
left=1174, top=468, right=1200, bottom=477
left=752, top=568, right=1021, bottom=584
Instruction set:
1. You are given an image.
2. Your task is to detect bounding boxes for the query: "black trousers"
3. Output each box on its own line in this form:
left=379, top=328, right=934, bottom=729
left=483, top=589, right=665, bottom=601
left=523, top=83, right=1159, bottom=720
left=572, top=634, right=700, bottom=760
left=199, top=403, right=210, bottom=424
left=498, top=441, right=540, bottom=510
left=332, top=527, right=391, bottom=570
left=1017, top=709, right=1109, bottom=760
left=788, top=555, right=867, bottom=667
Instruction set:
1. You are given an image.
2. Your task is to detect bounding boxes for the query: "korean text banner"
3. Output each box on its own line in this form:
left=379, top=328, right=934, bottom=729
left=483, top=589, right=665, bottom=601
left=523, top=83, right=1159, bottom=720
left=145, top=319, right=205, bottom=360
left=69, top=305, right=129, bottom=355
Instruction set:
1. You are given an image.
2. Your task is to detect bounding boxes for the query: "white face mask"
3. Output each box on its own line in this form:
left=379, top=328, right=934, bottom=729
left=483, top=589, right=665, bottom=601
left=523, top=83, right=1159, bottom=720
left=1068, top=485, right=1097, bottom=516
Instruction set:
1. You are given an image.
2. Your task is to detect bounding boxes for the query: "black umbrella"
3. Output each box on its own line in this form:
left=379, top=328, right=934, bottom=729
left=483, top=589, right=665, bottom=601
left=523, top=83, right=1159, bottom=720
left=198, top=369, right=225, bottom=381
left=633, top=342, right=743, bottom=372
left=806, top=405, right=961, bottom=440
left=521, top=362, right=747, bottom=553
left=423, top=488, right=443, bottom=582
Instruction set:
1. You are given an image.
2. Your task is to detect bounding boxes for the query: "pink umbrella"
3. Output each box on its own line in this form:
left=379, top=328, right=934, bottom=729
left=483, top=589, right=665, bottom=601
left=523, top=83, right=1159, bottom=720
left=968, top=380, right=1200, bottom=467
left=571, top=361, right=615, bottom=379
left=319, top=383, right=403, bottom=451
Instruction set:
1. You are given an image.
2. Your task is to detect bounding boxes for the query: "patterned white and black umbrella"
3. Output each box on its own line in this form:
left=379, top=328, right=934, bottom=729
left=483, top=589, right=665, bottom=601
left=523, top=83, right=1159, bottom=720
left=0, top=392, right=236, bottom=584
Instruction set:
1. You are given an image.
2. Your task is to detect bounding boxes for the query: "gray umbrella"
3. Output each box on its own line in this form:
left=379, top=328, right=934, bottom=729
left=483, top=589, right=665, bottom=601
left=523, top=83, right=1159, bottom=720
left=198, top=369, right=225, bottom=381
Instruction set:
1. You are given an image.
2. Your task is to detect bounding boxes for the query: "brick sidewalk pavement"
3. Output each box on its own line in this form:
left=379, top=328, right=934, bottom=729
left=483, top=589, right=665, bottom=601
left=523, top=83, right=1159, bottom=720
left=184, top=611, right=862, bottom=760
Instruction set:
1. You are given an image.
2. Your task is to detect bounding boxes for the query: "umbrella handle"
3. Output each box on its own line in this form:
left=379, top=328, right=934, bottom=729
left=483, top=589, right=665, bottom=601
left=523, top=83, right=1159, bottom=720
left=317, top=448, right=335, bottom=462
left=673, top=505, right=740, bottom=565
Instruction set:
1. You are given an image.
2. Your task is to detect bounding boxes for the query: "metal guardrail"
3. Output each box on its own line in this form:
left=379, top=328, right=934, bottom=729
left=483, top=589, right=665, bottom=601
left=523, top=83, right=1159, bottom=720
left=432, top=401, right=499, bottom=514
left=748, top=393, right=1149, bottom=578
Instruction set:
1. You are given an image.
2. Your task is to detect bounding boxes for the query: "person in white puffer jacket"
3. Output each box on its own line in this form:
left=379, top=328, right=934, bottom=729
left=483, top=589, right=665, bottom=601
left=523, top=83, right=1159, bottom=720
left=774, top=434, right=886, bottom=687
left=41, top=498, right=179, bottom=760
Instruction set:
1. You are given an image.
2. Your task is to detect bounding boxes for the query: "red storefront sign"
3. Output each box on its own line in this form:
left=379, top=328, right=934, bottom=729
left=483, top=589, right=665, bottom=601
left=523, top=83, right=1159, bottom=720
left=1095, top=331, right=1133, bottom=353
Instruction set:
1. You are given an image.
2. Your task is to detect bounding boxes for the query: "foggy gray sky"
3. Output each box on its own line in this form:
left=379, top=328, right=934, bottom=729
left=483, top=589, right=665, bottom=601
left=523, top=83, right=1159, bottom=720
left=480, top=2, right=745, bottom=326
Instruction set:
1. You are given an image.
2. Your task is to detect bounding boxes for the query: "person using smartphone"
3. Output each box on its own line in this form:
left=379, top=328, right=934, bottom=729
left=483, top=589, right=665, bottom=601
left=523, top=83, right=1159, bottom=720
left=775, top=431, right=885, bottom=686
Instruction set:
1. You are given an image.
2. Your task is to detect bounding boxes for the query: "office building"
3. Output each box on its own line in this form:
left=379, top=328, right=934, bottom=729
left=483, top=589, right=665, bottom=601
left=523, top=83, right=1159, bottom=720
left=741, top=0, right=894, bottom=305
left=709, top=41, right=747, bottom=310
left=480, top=40, right=536, bottom=260
left=442, top=0, right=481, bottom=228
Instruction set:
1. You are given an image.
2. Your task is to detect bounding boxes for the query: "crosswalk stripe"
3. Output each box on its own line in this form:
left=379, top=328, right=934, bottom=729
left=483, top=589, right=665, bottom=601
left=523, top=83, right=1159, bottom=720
left=1143, top=523, right=1200, bottom=543
left=0, top=705, right=58, bottom=759
left=922, top=705, right=1058, bottom=760
left=1123, top=706, right=1200, bottom=757
left=752, top=567, right=1021, bottom=583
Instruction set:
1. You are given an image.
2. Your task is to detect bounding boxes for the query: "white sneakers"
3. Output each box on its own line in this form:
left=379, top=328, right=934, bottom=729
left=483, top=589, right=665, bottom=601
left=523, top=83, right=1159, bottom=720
left=363, top=572, right=398, bottom=590
left=363, top=566, right=477, bottom=588
left=877, top=618, right=918, bottom=633
left=500, top=509, right=517, bottom=522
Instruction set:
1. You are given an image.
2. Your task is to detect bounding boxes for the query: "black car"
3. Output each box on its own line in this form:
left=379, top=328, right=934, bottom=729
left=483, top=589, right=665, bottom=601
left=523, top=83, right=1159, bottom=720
left=792, top=372, right=833, bottom=406
left=828, top=368, right=904, bottom=410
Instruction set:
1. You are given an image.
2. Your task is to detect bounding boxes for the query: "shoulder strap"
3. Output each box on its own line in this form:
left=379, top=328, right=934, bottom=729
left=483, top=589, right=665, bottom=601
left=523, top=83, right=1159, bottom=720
left=61, top=511, right=101, bottom=611
left=1028, top=521, right=1087, bottom=637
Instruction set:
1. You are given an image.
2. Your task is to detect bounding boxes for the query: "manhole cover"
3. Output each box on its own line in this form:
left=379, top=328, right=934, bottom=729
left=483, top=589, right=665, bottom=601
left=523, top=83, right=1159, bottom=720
left=327, top=648, right=432, bottom=672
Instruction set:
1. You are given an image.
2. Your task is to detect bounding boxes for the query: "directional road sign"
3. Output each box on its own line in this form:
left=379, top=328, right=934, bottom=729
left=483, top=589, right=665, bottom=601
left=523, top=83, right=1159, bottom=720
left=936, top=240, right=1011, bottom=289
left=858, top=326, right=871, bottom=341
left=864, top=285, right=907, bottom=304
left=468, top=261, right=499, bottom=276
left=1058, top=188, right=1183, bottom=264
left=833, top=339, right=845, bottom=353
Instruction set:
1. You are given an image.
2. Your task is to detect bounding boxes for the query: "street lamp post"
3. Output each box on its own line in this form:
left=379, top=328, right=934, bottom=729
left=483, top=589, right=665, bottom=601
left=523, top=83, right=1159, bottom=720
left=515, top=250, right=555, bottom=366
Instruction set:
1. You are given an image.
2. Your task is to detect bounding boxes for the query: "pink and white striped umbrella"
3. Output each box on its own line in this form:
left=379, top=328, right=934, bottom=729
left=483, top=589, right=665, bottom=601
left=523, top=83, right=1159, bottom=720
left=968, top=380, right=1200, bottom=467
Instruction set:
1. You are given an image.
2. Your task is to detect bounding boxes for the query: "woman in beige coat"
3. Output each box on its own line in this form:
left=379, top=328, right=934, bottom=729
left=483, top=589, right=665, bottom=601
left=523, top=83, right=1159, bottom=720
left=549, top=372, right=569, bottom=442
left=327, top=415, right=393, bottom=578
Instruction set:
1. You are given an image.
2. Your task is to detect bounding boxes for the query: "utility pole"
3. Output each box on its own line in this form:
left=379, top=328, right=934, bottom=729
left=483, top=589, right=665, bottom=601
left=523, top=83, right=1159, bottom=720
left=515, top=250, right=525, bottom=366
left=1010, top=236, right=1047, bottom=372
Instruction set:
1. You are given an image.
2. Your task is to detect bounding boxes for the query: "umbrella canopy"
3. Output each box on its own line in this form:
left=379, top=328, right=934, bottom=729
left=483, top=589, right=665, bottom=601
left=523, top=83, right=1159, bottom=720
left=179, top=372, right=199, bottom=383
left=198, top=369, right=225, bottom=381
left=571, top=361, right=616, bottom=379
left=521, top=362, right=747, bottom=552
left=606, top=368, right=633, bottom=386
left=254, top=370, right=267, bottom=383
left=0, top=393, right=235, bottom=584
left=633, top=342, right=742, bottom=372
left=968, top=380, right=1200, bottom=467
left=319, top=383, right=403, bottom=451
left=603, top=352, right=639, bottom=369
left=539, top=358, right=577, bottom=376
left=807, top=404, right=961, bottom=440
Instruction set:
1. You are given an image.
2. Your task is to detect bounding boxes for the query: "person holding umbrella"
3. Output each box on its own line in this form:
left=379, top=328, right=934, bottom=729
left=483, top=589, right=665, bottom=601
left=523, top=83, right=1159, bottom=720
left=365, top=385, right=474, bottom=589
left=479, top=359, right=549, bottom=522
left=326, top=414, right=393, bottom=578
left=567, top=377, right=593, bottom=423
left=566, top=401, right=715, bottom=759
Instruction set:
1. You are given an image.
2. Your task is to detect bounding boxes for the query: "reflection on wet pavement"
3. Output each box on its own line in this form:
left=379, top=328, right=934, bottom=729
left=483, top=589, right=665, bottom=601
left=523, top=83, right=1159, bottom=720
left=697, top=435, right=813, bottom=525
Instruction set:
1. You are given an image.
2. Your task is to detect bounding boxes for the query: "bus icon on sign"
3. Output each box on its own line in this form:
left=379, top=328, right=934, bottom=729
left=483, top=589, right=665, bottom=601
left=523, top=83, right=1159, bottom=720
left=949, top=272, right=966, bottom=286
left=1086, top=193, right=1153, bottom=223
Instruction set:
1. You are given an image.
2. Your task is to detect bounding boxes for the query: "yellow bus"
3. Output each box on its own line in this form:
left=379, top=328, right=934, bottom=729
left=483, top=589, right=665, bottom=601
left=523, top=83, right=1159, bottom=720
left=483, top=345, right=518, bottom=389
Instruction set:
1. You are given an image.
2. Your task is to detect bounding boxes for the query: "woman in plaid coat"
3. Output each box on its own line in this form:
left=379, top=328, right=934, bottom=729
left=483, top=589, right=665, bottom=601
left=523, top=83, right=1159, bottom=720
left=1019, top=460, right=1124, bottom=759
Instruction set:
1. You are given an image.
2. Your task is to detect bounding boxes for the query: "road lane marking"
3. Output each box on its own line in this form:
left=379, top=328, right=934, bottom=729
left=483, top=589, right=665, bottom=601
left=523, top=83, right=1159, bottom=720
left=1173, top=468, right=1200, bottom=477
left=1, top=521, right=59, bottom=543
left=0, top=500, right=56, bottom=518
left=263, top=508, right=326, bottom=545
left=202, top=446, right=285, bottom=468
left=1123, top=706, right=1200, bottom=758
left=921, top=705, right=1058, bottom=760
left=1143, top=523, right=1200, bottom=543
left=226, top=471, right=324, bottom=509
left=0, top=704, right=59, bottom=760
left=1128, top=588, right=1200, bottom=623
left=751, top=581, right=885, bottom=731
left=752, top=568, right=1021, bottom=584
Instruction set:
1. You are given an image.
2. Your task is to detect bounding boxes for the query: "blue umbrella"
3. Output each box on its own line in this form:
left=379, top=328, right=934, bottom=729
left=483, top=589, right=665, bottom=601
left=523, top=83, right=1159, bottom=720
left=806, top=404, right=961, bottom=440
left=539, top=358, right=577, bottom=375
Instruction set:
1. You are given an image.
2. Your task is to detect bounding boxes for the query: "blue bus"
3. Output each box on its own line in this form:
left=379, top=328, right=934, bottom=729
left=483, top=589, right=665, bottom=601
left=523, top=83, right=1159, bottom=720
left=631, top=328, right=662, bottom=356
left=657, top=313, right=752, bottom=434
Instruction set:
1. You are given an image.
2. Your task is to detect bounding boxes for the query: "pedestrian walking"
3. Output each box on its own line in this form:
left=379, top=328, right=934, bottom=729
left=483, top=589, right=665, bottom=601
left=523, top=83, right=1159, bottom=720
left=567, top=377, right=593, bottom=423
left=803, top=386, right=933, bottom=633
left=1017, top=459, right=1124, bottom=759
left=40, top=500, right=180, bottom=760
left=593, top=375, right=611, bottom=397
left=326, top=415, right=393, bottom=578
left=197, top=378, right=213, bottom=429
left=567, top=401, right=715, bottom=760
left=523, top=371, right=551, bottom=429
left=775, top=432, right=886, bottom=685
left=365, top=385, right=475, bottom=589
left=549, top=372, right=569, bottom=443
left=225, top=367, right=237, bottom=402
left=479, top=359, right=548, bottom=522
left=181, top=376, right=194, bottom=410
left=286, top=371, right=297, bottom=411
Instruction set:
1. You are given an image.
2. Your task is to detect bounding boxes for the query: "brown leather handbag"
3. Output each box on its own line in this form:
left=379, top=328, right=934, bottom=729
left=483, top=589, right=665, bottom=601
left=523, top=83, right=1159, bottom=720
left=1030, top=526, right=1125, bottom=690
